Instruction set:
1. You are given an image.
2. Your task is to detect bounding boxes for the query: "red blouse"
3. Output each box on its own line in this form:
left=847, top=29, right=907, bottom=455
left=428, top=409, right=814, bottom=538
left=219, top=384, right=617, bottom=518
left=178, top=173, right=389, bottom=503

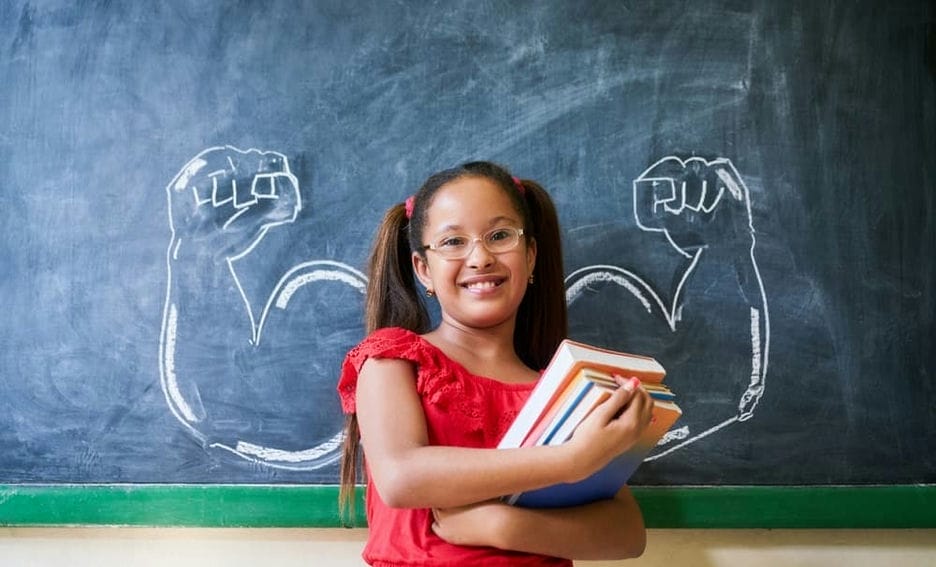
left=337, top=327, right=572, bottom=567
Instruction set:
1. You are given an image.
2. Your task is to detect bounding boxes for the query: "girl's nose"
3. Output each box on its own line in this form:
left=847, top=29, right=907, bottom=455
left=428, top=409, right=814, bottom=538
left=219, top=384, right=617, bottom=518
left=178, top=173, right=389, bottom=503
left=464, top=238, right=495, bottom=268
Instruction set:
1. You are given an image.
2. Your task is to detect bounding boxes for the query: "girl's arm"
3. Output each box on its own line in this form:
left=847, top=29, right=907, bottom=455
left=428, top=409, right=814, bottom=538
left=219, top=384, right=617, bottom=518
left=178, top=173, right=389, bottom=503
left=431, top=487, right=646, bottom=560
left=355, top=357, right=654, bottom=509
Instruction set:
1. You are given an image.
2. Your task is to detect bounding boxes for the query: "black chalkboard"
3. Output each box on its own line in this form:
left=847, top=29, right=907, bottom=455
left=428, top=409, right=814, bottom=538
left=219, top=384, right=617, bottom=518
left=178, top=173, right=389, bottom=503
left=1, top=0, right=933, bottom=506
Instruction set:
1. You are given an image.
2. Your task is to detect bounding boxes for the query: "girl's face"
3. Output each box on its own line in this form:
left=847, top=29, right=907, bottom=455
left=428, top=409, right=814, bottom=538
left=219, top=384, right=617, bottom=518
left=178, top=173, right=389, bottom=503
left=413, top=176, right=536, bottom=332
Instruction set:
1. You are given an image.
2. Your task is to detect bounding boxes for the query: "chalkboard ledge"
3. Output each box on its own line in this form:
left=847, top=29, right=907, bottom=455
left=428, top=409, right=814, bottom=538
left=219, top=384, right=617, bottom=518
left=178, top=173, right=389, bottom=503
left=1, top=485, right=934, bottom=528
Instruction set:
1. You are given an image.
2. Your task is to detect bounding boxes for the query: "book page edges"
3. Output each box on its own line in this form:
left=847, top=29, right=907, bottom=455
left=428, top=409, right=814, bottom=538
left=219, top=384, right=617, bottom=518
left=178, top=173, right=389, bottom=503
left=498, top=341, right=668, bottom=449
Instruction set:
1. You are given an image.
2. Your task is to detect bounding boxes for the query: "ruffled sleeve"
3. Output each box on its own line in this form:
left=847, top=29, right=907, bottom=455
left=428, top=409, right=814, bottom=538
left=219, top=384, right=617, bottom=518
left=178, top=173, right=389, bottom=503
left=336, top=327, right=426, bottom=414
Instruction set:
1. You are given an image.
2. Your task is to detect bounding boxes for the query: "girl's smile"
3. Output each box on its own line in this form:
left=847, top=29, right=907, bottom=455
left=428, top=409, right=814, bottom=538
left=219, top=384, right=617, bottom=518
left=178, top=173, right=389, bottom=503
left=459, top=274, right=508, bottom=295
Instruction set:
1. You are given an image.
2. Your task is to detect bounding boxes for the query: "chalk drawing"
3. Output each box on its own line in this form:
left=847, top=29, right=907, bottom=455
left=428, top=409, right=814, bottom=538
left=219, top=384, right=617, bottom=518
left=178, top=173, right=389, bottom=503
left=565, top=156, right=770, bottom=459
left=159, top=146, right=365, bottom=470
left=159, top=150, right=768, bottom=471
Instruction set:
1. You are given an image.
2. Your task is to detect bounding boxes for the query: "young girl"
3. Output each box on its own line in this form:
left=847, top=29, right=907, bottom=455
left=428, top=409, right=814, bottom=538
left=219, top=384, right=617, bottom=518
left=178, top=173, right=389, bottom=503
left=337, top=161, right=654, bottom=565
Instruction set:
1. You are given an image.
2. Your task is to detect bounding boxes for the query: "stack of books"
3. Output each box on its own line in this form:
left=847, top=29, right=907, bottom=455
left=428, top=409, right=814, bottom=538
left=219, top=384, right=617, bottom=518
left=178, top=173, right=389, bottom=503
left=498, top=339, right=682, bottom=508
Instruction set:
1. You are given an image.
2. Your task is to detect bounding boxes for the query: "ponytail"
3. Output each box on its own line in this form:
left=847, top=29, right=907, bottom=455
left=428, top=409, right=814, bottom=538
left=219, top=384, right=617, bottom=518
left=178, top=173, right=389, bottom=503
left=339, top=201, right=432, bottom=525
left=514, top=178, right=567, bottom=370
left=364, top=203, right=431, bottom=334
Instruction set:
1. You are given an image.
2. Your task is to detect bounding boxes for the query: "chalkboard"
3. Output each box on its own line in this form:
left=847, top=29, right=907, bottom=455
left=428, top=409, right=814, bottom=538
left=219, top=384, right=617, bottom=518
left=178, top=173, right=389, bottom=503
left=1, top=0, right=934, bottom=527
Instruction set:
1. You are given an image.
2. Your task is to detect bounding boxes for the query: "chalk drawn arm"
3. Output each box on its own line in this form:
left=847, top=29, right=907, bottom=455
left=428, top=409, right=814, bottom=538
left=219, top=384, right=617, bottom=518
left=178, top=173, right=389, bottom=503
left=159, top=147, right=361, bottom=471
left=633, top=156, right=769, bottom=420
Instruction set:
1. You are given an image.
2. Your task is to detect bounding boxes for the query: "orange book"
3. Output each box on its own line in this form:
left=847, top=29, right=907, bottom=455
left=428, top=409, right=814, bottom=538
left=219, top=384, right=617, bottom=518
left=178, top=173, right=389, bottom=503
left=519, top=371, right=589, bottom=447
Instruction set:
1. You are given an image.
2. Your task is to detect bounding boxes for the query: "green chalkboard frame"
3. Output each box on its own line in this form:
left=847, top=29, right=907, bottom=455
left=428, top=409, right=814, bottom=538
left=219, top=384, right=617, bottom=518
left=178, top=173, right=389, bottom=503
left=1, top=485, right=934, bottom=528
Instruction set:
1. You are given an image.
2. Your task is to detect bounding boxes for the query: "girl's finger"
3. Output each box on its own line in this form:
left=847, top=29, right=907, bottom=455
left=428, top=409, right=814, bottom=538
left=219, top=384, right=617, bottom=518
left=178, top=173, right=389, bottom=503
left=593, top=377, right=640, bottom=421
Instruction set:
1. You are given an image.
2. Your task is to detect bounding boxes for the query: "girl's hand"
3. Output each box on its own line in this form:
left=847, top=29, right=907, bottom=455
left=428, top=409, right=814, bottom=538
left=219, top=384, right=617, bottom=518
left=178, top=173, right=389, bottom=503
left=565, top=376, right=655, bottom=481
left=431, top=500, right=510, bottom=548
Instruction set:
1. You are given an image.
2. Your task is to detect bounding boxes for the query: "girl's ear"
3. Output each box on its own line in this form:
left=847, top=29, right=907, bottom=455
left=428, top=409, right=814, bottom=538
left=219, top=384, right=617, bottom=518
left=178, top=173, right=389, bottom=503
left=412, top=252, right=434, bottom=290
left=526, top=237, right=537, bottom=277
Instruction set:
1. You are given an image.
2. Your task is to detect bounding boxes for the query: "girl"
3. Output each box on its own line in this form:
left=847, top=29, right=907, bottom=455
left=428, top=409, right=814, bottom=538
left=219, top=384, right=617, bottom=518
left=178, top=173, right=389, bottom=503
left=337, top=161, right=654, bottom=565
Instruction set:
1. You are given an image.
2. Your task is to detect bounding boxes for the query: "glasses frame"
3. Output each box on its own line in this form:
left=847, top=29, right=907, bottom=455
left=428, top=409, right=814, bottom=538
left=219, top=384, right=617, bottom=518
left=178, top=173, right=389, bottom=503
left=419, top=227, right=525, bottom=260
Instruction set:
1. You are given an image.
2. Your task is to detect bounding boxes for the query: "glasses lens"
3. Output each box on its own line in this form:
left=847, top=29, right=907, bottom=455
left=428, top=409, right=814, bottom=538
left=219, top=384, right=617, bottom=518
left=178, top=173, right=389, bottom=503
left=484, top=227, right=520, bottom=252
left=433, top=235, right=470, bottom=259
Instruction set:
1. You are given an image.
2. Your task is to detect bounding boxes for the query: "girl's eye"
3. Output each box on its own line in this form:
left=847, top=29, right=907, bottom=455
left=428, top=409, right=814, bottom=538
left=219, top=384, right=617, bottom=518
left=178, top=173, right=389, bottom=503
left=487, top=228, right=512, bottom=242
left=438, top=236, right=468, bottom=248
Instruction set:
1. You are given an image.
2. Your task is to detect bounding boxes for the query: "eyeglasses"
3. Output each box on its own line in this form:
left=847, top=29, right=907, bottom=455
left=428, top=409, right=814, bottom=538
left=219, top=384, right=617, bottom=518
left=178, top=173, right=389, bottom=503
left=420, top=227, right=525, bottom=260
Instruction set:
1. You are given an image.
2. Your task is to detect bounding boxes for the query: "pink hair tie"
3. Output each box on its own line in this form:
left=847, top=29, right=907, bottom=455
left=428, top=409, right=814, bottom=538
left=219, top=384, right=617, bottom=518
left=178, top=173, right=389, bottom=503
left=512, top=176, right=526, bottom=195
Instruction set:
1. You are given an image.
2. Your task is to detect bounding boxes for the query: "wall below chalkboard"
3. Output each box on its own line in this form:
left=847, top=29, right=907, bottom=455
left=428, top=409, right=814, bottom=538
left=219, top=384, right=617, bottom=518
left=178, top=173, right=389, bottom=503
left=1, top=527, right=934, bottom=567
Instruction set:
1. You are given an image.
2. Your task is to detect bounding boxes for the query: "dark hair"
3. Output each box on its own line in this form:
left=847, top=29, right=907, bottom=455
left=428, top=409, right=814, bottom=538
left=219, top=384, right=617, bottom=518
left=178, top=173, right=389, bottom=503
left=338, top=161, right=568, bottom=523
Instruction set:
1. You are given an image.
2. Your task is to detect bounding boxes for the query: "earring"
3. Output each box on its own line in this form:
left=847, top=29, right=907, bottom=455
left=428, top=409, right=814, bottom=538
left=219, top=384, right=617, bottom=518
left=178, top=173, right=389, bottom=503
left=426, top=289, right=435, bottom=297
left=528, top=274, right=535, bottom=285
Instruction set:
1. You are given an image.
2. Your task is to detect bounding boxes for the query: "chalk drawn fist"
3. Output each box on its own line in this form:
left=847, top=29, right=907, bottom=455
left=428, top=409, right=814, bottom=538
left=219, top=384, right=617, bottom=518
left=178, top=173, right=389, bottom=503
left=633, top=156, right=754, bottom=256
left=168, top=146, right=300, bottom=258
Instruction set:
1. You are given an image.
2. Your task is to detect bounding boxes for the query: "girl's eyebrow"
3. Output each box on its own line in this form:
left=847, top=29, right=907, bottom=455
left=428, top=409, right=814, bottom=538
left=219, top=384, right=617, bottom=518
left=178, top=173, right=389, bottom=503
left=486, top=215, right=520, bottom=227
left=434, top=216, right=520, bottom=234
left=434, top=223, right=463, bottom=233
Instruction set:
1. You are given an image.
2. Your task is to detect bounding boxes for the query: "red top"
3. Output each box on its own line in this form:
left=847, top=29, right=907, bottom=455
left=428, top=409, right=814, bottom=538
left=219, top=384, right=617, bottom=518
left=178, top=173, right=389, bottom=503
left=337, top=327, right=572, bottom=567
